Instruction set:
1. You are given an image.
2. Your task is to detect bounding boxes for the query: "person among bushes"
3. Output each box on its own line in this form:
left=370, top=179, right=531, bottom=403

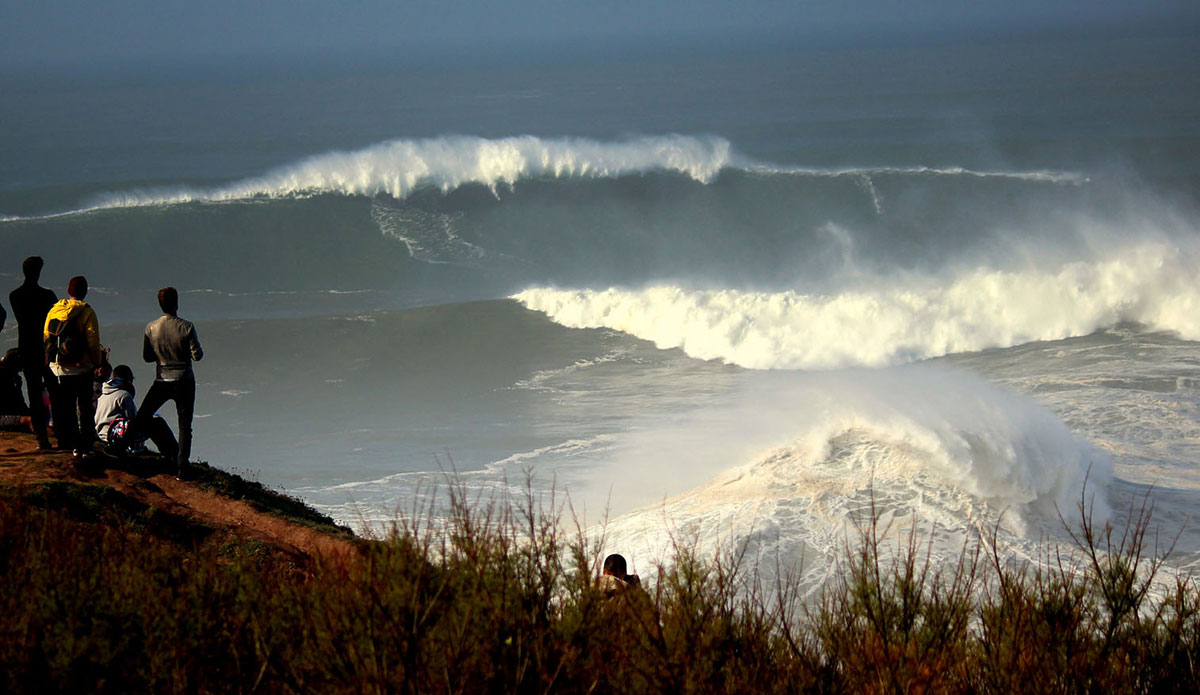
left=597, top=553, right=642, bottom=598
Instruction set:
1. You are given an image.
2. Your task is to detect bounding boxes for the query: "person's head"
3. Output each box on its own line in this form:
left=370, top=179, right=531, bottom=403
left=158, top=287, right=178, bottom=315
left=22, top=256, right=43, bottom=282
left=603, top=554, right=628, bottom=577
left=67, top=275, right=87, bottom=300
left=112, top=364, right=134, bottom=382
left=0, top=347, right=19, bottom=371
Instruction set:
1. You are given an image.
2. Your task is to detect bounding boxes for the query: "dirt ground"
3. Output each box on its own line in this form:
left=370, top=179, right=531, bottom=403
left=0, top=430, right=357, bottom=562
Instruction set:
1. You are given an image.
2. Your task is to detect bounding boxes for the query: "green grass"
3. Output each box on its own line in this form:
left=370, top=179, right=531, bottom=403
left=0, top=473, right=1197, bottom=694
left=182, top=459, right=355, bottom=537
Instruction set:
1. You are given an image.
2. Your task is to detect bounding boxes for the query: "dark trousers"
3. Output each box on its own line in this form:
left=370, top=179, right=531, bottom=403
left=21, top=362, right=52, bottom=443
left=133, top=377, right=195, bottom=470
left=110, top=414, right=178, bottom=461
left=48, top=372, right=95, bottom=450
left=142, top=415, right=179, bottom=461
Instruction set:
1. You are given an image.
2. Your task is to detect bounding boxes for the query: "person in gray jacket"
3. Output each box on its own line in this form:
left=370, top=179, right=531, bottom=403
left=129, top=287, right=203, bottom=478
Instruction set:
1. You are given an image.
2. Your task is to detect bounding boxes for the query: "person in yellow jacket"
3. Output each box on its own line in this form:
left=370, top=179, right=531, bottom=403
left=43, top=275, right=102, bottom=456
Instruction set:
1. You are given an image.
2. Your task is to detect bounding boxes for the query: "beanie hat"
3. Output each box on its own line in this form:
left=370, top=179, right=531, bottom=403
left=68, top=276, right=88, bottom=299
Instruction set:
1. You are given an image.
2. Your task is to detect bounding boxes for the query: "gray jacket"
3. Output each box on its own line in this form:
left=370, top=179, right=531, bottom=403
left=143, top=314, right=203, bottom=381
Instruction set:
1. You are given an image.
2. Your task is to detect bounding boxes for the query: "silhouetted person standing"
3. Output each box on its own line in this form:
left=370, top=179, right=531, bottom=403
left=133, top=287, right=203, bottom=478
left=44, top=275, right=102, bottom=455
left=10, top=257, right=59, bottom=449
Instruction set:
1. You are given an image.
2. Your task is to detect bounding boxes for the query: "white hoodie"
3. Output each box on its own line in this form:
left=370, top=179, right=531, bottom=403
left=95, top=378, right=136, bottom=442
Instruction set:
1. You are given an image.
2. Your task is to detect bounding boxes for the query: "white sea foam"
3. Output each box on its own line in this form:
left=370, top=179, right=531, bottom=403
left=509, top=351, right=630, bottom=392
left=0, top=134, right=1082, bottom=220
left=594, top=366, right=1111, bottom=583
left=484, top=435, right=618, bottom=471
left=514, top=241, right=1200, bottom=370
left=746, top=163, right=1086, bottom=185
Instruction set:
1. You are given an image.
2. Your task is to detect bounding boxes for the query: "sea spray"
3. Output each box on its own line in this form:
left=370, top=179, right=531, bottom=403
left=596, top=365, right=1111, bottom=583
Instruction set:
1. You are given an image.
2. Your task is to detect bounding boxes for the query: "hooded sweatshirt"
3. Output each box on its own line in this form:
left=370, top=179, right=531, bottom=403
left=43, top=298, right=101, bottom=376
left=95, top=378, right=136, bottom=442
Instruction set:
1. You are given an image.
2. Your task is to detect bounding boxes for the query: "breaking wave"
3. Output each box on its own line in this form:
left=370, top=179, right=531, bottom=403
left=514, top=241, right=1200, bottom=370
left=0, top=134, right=1082, bottom=220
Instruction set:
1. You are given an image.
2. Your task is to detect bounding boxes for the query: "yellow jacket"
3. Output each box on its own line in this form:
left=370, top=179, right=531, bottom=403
left=43, top=298, right=101, bottom=369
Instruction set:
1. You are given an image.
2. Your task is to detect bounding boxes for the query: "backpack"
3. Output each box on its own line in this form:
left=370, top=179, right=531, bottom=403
left=45, top=308, right=85, bottom=365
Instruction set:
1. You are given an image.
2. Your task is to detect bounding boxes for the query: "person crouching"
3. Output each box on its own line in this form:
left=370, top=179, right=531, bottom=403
left=96, top=364, right=177, bottom=463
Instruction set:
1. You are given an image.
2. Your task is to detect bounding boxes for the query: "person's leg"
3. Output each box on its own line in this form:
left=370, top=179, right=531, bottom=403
left=22, top=364, right=51, bottom=447
left=130, top=380, right=172, bottom=442
left=73, top=374, right=96, bottom=449
left=46, top=374, right=77, bottom=449
left=174, top=379, right=196, bottom=475
left=59, top=373, right=92, bottom=451
left=145, top=415, right=178, bottom=461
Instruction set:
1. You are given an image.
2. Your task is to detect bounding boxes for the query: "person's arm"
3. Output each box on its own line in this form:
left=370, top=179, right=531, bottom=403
left=43, top=302, right=56, bottom=341
left=189, top=324, right=203, bottom=362
left=143, top=330, right=155, bottom=364
left=121, top=392, right=137, bottom=421
left=83, top=307, right=102, bottom=367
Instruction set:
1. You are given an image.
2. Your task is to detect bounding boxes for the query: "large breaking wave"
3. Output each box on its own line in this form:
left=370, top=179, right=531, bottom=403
left=0, top=134, right=1081, bottom=221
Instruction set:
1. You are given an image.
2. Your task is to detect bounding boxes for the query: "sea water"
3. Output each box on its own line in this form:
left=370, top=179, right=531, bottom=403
left=2, top=33, right=1198, bottom=587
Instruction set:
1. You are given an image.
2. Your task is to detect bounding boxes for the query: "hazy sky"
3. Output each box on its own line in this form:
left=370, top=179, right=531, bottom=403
left=3, top=0, right=1198, bottom=74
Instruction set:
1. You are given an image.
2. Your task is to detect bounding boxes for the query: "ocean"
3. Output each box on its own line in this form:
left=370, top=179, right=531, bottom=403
left=3, top=33, right=1198, bottom=587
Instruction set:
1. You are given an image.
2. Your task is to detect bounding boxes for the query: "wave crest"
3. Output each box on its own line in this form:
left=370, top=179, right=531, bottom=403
left=2, top=133, right=1083, bottom=220
left=77, top=134, right=731, bottom=211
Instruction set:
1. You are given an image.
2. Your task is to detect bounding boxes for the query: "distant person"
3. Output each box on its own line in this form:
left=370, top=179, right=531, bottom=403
left=44, top=275, right=102, bottom=456
left=0, top=348, right=31, bottom=432
left=9, top=256, right=57, bottom=449
left=96, top=364, right=177, bottom=460
left=597, top=553, right=642, bottom=598
left=130, top=287, right=203, bottom=479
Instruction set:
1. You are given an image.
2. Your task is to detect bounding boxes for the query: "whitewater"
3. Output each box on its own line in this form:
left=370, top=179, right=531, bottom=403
left=514, top=241, right=1200, bottom=370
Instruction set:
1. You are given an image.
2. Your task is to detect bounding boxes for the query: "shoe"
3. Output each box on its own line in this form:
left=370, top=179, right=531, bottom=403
left=36, top=438, right=53, bottom=451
